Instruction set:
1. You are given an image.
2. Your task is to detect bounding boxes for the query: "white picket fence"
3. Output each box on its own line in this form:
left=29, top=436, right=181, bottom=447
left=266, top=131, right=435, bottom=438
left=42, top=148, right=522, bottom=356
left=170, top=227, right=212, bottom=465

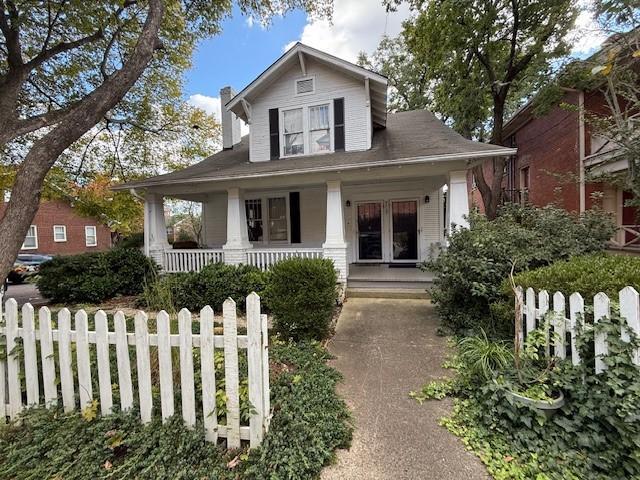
left=0, top=293, right=270, bottom=449
left=516, top=285, right=640, bottom=372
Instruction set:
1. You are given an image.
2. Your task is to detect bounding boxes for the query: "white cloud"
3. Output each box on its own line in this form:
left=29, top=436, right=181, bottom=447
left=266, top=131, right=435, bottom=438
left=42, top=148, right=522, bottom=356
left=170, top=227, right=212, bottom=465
left=284, top=0, right=412, bottom=62
left=188, top=94, right=249, bottom=135
left=245, top=16, right=255, bottom=28
left=188, top=93, right=222, bottom=121
left=569, top=1, right=608, bottom=57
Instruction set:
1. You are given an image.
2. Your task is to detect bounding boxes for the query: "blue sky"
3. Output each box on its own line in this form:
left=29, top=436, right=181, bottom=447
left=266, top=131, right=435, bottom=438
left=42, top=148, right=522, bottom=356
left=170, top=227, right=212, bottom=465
left=185, top=0, right=607, bottom=122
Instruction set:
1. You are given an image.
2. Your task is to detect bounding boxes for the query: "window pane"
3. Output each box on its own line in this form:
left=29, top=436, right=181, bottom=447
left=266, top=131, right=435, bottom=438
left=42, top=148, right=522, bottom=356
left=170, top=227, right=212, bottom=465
left=268, top=197, right=288, bottom=241
left=283, top=109, right=303, bottom=133
left=310, top=129, right=331, bottom=153
left=54, top=226, right=65, bottom=241
left=245, top=199, right=263, bottom=242
left=309, top=105, right=329, bottom=130
left=85, top=226, right=97, bottom=246
left=284, top=133, right=304, bottom=155
left=23, top=226, right=37, bottom=248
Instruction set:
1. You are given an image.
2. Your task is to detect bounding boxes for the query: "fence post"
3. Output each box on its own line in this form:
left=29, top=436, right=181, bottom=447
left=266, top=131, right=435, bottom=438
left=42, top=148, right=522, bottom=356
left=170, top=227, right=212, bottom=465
left=223, top=298, right=241, bottom=449
left=569, top=293, right=584, bottom=366
left=5, top=298, right=22, bottom=419
left=247, top=293, right=264, bottom=447
left=179, top=308, right=196, bottom=428
left=620, top=286, right=640, bottom=365
left=200, top=306, right=218, bottom=442
left=594, top=292, right=610, bottom=374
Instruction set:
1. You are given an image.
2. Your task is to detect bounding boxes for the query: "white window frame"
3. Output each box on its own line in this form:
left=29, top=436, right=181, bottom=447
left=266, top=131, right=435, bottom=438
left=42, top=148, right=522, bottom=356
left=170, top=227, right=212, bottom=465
left=22, top=225, right=38, bottom=250
left=85, top=226, right=97, bottom=247
left=245, top=193, right=291, bottom=245
left=280, top=101, right=333, bottom=159
left=293, top=75, right=315, bottom=97
left=53, top=225, right=67, bottom=242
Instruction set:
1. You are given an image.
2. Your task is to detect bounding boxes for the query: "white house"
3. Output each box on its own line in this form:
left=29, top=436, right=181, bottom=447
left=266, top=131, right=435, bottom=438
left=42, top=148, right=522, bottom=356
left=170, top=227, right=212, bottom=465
left=116, top=43, right=515, bottom=286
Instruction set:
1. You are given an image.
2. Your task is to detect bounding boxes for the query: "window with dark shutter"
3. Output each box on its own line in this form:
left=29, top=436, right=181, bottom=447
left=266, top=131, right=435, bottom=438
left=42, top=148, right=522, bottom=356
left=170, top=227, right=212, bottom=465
left=269, top=108, right=280, bottom=159
left=289, top=192, right=301, bottom=243
left=334, top=98, right=345, bottom=151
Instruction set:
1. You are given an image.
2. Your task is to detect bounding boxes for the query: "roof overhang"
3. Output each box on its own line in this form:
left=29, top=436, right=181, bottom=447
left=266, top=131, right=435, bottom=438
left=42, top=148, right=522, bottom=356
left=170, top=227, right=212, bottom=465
left=225, top=42, right=389, bottom=127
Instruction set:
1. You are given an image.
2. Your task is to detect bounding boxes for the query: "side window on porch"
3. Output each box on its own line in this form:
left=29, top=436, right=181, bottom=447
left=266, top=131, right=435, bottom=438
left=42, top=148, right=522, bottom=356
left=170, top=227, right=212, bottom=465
left=245, top=199, right=263, bottom=242
left=268, top=197, right=288, bottom=241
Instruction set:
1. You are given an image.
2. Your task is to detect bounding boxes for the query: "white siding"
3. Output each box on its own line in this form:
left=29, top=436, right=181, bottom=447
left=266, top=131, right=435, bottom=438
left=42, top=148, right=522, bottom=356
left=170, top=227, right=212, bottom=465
left=202, top=193, right=227, bottom=247
left=249, top=59, right=370, bottom=162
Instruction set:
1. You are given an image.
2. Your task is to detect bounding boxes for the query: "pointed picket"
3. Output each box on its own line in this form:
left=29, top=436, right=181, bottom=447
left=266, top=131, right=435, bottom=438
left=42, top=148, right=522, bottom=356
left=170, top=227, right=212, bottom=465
left=57, top=308, right=75, bottom=412
left=39, top=307, right=57, bottom=408
left=179, top=308, right=196, bottom=427
left=5, top=299, right=22, bottom=419
left=223, top=298, right=241, bottom=449
left=538, top=290, right=550, bottom=357
left=594, top=292, right=610, bottom=374
left=552, top=292, right=566, bottom=359
left=247, top=293, right=264, bottom=447
left=114, top=311, right=133, bottom=411
left=569, top=293, right=584, bottom=365
left=95, top=310, right=113, bottom=415
left=135, top=311, right=153, bottom=424
left=75, top=310, right=93, bottom=409
left=261, top=313, right=270, bottom=430
left=619, top=286, right=640, bottom=365
left=22, top=303, right=39, bottom=406
left=200, top=306, right=218, bottom=442
left=156, top=310, right=174, bottom=422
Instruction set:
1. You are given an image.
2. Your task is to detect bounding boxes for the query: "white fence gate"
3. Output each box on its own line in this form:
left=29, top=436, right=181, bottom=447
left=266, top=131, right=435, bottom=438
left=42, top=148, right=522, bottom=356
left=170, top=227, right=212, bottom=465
left=0, top=293, right=270, bottom=449
left=516, top=286, right=640, bottom=372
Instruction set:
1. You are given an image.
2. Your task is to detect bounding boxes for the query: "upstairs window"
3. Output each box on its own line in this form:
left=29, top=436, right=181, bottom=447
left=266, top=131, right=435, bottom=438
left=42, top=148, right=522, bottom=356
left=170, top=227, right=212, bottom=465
left=309, top=105, right=330, bottom=153
left=53, top=225, right=67, bottom=242
left=85, top=226, right=97, bottom=247
left=283, top=108, right=304, bottom=156
left=22, top=225, right=38, bottom=250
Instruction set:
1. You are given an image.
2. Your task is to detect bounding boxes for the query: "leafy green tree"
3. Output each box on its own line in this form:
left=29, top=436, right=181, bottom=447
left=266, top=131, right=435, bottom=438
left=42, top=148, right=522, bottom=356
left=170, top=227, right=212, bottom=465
left=0, top=0, right=330, bottom=286
left=381, top=0, right=579, bottom=218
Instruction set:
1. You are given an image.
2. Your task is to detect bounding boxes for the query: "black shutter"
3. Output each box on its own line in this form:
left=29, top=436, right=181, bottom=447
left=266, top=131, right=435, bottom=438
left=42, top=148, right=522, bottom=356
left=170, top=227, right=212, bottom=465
left=334, top=98, right=345, bottom=151
left=269, top=108, right=280, bottom=159
left=289, top=192, right=301, bottom=244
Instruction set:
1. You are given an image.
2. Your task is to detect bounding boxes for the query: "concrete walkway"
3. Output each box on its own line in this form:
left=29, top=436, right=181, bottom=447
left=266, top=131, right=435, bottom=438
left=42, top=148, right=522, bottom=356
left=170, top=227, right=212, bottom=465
left=322, top=298, right=488, bottom=480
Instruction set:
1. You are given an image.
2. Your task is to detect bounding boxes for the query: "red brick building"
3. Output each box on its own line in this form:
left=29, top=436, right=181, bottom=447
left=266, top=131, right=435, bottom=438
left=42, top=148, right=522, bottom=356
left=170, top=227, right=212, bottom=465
left=468, top=88, right=638, bottom=250
left=0, top=200, right=112, bottom=255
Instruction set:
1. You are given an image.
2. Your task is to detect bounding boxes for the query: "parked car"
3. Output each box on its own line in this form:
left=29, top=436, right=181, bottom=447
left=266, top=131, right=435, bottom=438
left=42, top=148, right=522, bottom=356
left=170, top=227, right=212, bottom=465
left=7, top=254, right=52, bottom=285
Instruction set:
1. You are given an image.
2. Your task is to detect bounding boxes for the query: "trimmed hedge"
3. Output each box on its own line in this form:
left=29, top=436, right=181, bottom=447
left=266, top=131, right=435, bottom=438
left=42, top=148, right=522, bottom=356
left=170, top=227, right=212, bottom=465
left=509, top=253, right=640, bottom=299
left=140, top=262, right=268, bottom=313
left=37, top=248, right=157, bottom=304
left=263, top=257, right=338, bottom=341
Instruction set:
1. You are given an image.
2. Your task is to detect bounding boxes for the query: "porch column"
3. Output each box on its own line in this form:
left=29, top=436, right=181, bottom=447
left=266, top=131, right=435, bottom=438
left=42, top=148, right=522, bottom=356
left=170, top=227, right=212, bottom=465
left=144, top=193, right=170, bottom=268
left=222, top=187, right=252, bottom=265
left=447, top=170, right=470, bottom=234
left=322, top=180, right=348, bottom=283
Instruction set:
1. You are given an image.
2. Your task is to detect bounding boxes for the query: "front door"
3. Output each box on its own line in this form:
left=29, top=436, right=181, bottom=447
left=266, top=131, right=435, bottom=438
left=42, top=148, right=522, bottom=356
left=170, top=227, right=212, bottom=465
left=357, top=202, right=383, bottom=261
left=391, top=200, right=418, bottom=261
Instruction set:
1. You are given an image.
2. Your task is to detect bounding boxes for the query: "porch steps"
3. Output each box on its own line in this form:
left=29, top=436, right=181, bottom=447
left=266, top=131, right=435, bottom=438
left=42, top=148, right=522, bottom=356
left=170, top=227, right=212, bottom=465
left=346, top=287, right=430, bottom=300
left=346, top=264, right=433, bottom=299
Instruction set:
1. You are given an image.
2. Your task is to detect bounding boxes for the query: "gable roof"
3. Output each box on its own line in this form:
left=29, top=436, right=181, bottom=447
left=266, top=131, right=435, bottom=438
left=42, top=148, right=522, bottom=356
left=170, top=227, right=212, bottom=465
left=226, top=42, right=389, bottom=127
left=115, top=110, right=515, bottom=190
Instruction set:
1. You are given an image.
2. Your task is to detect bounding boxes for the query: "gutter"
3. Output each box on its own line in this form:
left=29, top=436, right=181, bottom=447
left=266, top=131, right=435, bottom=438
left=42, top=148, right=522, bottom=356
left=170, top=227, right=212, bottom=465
left=113, top=148, right=517, bottom=190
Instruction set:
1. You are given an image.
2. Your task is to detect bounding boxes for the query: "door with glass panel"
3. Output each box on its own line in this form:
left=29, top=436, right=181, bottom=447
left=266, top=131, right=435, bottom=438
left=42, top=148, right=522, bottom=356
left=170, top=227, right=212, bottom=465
left=357, top=202, right=383, bottom=261
left=391, top=200, right=418, bottom=261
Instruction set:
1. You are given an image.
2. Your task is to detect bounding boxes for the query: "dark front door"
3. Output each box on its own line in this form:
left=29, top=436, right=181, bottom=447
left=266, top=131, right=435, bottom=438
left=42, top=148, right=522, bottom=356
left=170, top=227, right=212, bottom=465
left=391, top=200, right=418, bottom=261
left=357, top=202, right=383, bottom=261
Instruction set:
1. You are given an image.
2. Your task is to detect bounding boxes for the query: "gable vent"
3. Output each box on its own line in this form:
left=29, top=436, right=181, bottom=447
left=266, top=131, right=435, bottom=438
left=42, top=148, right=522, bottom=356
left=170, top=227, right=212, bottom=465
left=295, top=78, right=314, bottom=95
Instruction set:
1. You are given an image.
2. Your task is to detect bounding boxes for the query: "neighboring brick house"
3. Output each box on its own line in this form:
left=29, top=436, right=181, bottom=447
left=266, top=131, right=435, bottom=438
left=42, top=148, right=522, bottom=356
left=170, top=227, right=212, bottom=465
left=468, top=58, right=639, bottom=250
left=0, top=199, right=112, bottom=255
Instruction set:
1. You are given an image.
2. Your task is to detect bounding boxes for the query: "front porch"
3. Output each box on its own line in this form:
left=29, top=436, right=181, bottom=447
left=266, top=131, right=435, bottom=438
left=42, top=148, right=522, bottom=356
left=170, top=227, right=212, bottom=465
left=142, top=169, right=471, bottom=284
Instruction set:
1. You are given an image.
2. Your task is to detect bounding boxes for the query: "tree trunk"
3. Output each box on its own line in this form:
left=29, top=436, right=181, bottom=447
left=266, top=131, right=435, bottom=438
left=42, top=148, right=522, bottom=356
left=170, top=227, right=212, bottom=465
left=0, top=0, right=165, bottom=289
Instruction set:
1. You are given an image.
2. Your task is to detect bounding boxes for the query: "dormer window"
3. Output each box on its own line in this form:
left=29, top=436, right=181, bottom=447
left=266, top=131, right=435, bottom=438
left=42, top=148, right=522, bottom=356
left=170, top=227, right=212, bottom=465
left=295, top=77, right=314, bottom=95
left=281, top=103, right=332, bottom=158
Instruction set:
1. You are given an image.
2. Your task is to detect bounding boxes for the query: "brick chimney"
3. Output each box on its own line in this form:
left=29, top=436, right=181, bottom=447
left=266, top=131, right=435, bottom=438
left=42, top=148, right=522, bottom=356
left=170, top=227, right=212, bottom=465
left=220, top=86, right=242, bottom=150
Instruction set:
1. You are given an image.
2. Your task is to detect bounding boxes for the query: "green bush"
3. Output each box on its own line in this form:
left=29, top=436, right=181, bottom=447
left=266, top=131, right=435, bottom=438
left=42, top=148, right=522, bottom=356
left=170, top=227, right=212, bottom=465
left=509, top=253, right=640, bottom=299
left=263, top=257, right=338, bottom=341
left=37, top=248, right=157, bottom=304
left=141, top=262, right=268, bottom=312
left=426, top=204, right=615, bottom=336
left=0, top=342, right=352, bottom=480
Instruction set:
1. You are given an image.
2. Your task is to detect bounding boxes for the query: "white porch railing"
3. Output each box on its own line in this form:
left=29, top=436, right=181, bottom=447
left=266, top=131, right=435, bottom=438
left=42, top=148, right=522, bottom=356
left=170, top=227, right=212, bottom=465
left=247, top=248, right=324, bottom=271
left=610, top=225, right=640, bottom=250
left=164, top=249, right=224, bottom=273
